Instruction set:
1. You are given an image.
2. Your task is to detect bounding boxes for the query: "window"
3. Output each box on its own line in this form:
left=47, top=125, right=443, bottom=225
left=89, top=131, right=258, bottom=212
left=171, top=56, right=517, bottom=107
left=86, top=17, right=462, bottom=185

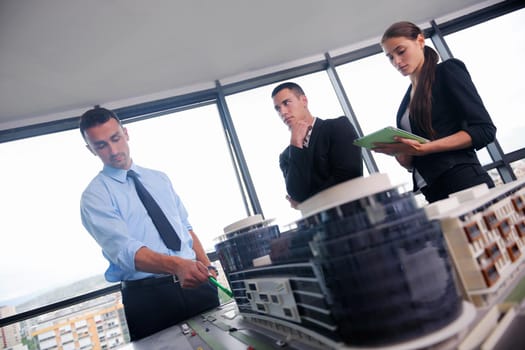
left=445, top=9, right=525, bottom=156
left=336, top=40, right=439, bottom=189
left=336, top=52, right=412, bottom=188
left=0, top=104, right=246, bottom=315
left=227, top=71, right=346, bottom=227
left=511, top=160, right=525, bottom=180
left=127, top=104, right=247, bottom=250
left=0, top=130, right=110, bottom=306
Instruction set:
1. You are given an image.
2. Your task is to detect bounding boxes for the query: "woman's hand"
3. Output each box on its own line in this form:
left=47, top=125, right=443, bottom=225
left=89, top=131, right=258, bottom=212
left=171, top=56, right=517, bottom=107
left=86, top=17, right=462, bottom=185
left=373, top=131, right=473, bottom=158
left=286, top=194, right=300, bottom=209
left=395, top=153, right=413, bottom=169
left=372, top=137, right=427, bottom=156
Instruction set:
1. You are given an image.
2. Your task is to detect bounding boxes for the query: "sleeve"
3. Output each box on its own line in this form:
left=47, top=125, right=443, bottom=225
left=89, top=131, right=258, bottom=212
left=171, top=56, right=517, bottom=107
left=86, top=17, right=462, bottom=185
left=440, top=59, right=496, bottom=150
left=325, top=116, right=363, bottom=185
left=80, top=184, right=144, bottom=274
left=279, top=145, right=312, bottom=202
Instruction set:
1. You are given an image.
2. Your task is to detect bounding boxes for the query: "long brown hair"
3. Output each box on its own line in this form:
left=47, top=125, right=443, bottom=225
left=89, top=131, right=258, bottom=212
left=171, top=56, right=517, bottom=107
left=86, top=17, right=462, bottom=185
left=381, top=21, right=439, bottom=139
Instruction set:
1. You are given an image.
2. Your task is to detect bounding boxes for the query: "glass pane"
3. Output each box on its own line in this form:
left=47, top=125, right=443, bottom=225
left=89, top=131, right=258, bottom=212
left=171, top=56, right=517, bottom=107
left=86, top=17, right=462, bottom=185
left=0, top=104, right=245, bottom=325
left=0, top=130, right=112, bottom=311
left=476, top=147, right=491, bottom=166
left=445, top=9, right=525, bottom=154
left=336, top=52, right=413, bottom=188
left=127, top=104, right=247, bottom=249
left=511, top=160, right=525, bottom=180
left=487, top=168, right=503, bottom=187
left=5, top=292, right=129, bottom=349
left=227, top=71, right=357, bottom=227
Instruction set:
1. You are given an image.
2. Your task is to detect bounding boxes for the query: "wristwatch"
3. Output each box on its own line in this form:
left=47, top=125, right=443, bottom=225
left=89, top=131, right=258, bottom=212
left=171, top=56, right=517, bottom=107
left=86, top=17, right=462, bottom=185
left=207, top=265, right=219, bottom=276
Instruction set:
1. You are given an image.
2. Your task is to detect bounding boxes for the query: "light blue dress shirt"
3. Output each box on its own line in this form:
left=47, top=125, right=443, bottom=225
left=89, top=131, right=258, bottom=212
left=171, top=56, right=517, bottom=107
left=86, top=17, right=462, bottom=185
left=80, top=163, right=196, bottom=282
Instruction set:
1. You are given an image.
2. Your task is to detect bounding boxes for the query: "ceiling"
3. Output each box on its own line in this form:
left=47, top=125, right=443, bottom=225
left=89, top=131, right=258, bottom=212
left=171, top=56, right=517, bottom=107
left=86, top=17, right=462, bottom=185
left=0, top=0, right=500, bottom=131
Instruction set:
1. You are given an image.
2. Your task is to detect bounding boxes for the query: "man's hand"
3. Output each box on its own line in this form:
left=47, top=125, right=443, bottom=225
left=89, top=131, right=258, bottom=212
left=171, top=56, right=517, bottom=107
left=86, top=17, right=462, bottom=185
left=290, top=120, right=312, bottom=148
left=173, top=258, right=210, bottom=288
left=134, top=247, right=210, bottom=289
left=207, top=265, right=219, bottom=279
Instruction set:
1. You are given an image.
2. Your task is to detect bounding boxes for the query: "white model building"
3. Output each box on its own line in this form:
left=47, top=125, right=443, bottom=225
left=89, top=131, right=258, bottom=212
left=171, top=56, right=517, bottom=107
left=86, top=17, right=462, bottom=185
left=426, top=178, right=525, bottom=307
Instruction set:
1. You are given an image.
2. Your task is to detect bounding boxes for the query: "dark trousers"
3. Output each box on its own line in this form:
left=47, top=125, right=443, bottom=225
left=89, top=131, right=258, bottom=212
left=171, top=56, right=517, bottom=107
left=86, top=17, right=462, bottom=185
left=420, top=163, right=495, bottom=203
left=121, top=276, right=219, bottom=341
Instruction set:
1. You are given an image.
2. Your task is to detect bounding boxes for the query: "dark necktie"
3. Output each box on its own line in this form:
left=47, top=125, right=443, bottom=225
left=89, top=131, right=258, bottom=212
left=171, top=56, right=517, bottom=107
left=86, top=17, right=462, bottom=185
left=127, top=170, right=181, bottom=251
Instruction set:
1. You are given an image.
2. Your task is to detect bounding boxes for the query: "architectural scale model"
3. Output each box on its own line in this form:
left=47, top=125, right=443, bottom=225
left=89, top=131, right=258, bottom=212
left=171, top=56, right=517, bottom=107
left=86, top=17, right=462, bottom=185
left=215, top=214, right=280, bottom=274
left=426, top=177, right=525, bottom=307
left=215, top=173, right=475, bottom=349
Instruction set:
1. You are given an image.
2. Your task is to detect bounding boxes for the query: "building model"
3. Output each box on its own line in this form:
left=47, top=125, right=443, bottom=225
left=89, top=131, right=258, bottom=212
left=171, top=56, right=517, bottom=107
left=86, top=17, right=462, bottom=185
left=426, top=177, right=525, bottom=307
left=215, top=173, right=478, bottom=349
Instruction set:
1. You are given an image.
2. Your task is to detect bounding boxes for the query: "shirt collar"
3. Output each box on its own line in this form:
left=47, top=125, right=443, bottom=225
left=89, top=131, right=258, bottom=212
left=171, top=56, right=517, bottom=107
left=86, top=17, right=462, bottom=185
left=102, top=163, right=139, bottom=183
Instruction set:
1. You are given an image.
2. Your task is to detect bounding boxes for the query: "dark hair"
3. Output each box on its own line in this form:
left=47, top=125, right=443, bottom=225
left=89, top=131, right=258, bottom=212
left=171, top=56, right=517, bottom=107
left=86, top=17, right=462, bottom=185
left=271, top=82, right=305, bottom=98
left=79, top=105, right=122, bottom=140
left=382, top=21, right=439, bottom=139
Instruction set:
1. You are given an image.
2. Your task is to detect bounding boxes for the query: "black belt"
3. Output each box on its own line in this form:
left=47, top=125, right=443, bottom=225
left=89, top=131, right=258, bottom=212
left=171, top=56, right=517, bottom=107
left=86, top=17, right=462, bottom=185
left=121, top=275, right=179, bottom=289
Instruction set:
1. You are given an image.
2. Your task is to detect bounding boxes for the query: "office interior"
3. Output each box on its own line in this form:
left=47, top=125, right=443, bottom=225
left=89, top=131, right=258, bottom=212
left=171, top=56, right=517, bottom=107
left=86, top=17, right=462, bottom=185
left=1, top=1, right=525, bottom=349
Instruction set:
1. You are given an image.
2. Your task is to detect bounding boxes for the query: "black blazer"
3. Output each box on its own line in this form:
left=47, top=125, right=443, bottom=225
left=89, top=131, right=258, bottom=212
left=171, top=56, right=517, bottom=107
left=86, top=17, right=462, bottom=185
left=396, top=58, right=496, bottom=188
left=279, top=116, right=363, bottom=202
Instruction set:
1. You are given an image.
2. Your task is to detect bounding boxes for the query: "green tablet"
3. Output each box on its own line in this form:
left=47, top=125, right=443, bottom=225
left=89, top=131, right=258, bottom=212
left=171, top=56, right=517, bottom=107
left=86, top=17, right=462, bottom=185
left=353, top=126, right=429, bottom=149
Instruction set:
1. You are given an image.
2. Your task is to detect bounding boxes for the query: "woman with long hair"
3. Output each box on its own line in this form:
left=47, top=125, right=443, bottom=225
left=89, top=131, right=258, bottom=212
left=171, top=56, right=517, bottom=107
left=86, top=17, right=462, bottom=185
left=374, top=21, right=496, bottom=203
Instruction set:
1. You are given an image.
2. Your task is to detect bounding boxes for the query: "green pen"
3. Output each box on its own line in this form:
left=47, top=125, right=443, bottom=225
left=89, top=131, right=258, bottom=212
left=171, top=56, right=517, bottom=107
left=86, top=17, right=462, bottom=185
left=209, top=276, right=233, bottom=297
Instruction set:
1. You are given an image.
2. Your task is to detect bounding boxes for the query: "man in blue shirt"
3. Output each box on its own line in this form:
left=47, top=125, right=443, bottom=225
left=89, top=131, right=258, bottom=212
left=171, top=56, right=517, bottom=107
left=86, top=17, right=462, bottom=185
left=79, top=106, right=219, bottom=341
